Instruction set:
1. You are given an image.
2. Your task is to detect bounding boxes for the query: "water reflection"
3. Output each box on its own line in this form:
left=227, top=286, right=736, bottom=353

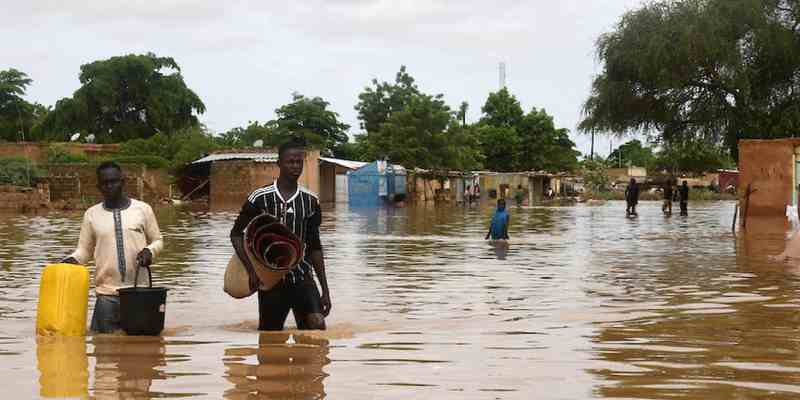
left=90, top=335, right=167, bottom=399
left=37, top=336, right=89, bottom=398
left=224, top=332, right=330, bottom=399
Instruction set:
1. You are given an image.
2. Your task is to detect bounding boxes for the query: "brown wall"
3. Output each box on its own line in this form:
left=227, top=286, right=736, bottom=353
left=0, top=142, right=120, bottom=163
left=45, top=164, right=169, bottom=205
left=738, top=139, right=800, bottom=217
left=319, top=163, right=349, bottom=203
left=0, top=184, right=50, bottom=211
left=209, top=150, right=321, bottom=208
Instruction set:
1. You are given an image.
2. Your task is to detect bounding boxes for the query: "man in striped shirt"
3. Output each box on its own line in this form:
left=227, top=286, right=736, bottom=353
left=230, top=137, right=331, bottom=330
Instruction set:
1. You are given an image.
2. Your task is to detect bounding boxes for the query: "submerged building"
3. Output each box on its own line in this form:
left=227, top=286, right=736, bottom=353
left=738, top=139, right=798, bottom=217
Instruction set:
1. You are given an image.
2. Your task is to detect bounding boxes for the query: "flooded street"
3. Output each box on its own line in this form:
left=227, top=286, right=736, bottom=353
left=2, top=201, right=800, bottom=399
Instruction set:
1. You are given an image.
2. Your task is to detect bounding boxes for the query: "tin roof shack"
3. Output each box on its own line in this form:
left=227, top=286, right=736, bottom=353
left=477, top=172, right=561, bottom=205
left=738, top=139, right=800, bottom=217
left=348, top=161, right=406, bottom=207
left=607, top=166, right=647, bottom=188
left=406, top=169, right=477, bottom=204
left=191, top=149, right=320, bottom=209
left=319, top=157, right=366, bottom=203
left=718, top=169, right=740, bottom=192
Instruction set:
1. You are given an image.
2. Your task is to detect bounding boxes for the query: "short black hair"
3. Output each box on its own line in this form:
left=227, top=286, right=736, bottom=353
left=96, top=161, right=122, bottom=176
left=278, top=136, right=307, bottom=159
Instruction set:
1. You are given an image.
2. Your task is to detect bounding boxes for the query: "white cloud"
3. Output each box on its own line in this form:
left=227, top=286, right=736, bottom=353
left=2, top=0, right=642, bottom=156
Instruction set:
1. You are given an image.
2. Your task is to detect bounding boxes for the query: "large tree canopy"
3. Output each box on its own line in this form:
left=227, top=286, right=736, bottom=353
left=41, top=53, right=205, bottom=142
left=479, top=88, right=580, bottom=172
left=580, top=0, right=800, bottom=158
left=354, top=66, right=482, bottom=170
left=272, top=93, right=350, bottom=156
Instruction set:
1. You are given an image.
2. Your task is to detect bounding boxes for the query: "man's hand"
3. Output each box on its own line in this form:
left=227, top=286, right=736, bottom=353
left=61, top=256, right=79, bottom=264
left=136, top=248, right=153, bottom=268
left=321, top=291, right=332, bottom=317
left=485, top=233, right=490, bottom=240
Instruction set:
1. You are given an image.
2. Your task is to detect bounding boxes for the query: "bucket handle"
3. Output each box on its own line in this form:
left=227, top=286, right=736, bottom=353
left=133, top=258, right=153, bottom=289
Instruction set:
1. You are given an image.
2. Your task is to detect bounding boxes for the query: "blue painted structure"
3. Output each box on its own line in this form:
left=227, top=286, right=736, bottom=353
left=348, top=161, right=407, bottom=207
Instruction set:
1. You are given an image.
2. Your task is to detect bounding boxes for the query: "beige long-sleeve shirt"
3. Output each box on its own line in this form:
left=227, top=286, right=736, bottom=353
left=70, top=199, right=163, bottom=296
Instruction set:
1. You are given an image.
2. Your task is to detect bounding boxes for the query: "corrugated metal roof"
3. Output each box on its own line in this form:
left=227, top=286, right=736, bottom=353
left=319, top=157, right=367, bottom=170
left=192, top=152, right=278, bottom=164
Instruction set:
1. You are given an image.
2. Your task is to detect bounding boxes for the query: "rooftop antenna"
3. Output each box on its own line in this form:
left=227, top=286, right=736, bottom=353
left=499, top=62, right=507, bottom=90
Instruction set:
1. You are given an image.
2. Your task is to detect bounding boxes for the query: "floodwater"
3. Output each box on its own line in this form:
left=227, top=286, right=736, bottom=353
left=2, top=200, right=800, bottom=399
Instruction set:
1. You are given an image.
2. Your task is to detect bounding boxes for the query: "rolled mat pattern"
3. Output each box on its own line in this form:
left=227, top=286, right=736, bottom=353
left=244, top=214, right=303, bottom=271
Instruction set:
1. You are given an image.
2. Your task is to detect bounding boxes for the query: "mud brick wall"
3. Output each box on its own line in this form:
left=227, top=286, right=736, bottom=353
left=45, top=164, right=168, bottom=205
left=0, top=184, right=49, bottom=211
left=738, top=139, right=800, bottom=217
left=0, top=142, right=120, bottom=163
left=209, top=151, right=321, bottom=209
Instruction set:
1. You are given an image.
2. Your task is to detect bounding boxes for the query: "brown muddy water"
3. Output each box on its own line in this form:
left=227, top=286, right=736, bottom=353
left=2, top=201, right=800, bottom=399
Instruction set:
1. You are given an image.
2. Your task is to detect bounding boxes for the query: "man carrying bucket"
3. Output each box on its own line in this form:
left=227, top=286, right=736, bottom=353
left=230, top=136, right=331, bottom=331
left=62, top=161, right=163, bottom=333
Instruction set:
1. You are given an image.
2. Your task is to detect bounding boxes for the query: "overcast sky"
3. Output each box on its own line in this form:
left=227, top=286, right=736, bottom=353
left=5, top=0, right=642, bottom=157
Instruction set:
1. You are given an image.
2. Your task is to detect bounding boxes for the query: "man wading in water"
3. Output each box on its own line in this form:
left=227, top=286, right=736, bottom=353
left=625, top=178, right=640, bottom=216
left=230, top=137, right=331, bottom=331
left=62, top=162, right=163, bottom=333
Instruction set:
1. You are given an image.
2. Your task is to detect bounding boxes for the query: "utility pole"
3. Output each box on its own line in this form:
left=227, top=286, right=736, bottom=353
left=590, top=132, right=595, bottom=161
left=499, top=62, right=507, bottom=90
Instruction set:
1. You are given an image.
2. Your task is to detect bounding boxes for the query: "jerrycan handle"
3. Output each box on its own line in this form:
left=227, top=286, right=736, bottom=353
left=132, top=259, right=153, bottom=289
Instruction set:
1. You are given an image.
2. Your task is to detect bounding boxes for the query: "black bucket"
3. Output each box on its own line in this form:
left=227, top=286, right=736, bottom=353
left=118, top=264, right=168, bottom=336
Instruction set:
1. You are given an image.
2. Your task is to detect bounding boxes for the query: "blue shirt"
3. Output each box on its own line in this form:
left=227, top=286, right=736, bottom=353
left=490, top=209, right=509, bottom=240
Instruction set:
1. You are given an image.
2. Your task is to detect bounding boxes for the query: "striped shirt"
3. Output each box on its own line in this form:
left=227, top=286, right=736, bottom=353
left=231, top=183, right=322, bottom=283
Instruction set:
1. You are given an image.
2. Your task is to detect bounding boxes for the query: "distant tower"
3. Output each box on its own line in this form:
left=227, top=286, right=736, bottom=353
left=499, top=62, right=507, bottom=90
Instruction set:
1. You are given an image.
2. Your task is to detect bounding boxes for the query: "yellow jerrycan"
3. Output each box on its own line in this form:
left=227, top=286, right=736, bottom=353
left=36, top=263, right=90, bottom=336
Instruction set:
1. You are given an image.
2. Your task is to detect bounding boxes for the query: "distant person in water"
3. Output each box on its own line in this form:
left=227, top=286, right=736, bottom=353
left=485, top=199, right=510, bottom=241
left=514, top=185, right=525, bottom=207
left=464, top=185, right=472, bottom=206
left=61, top=161, right=163, bottom=333
left=662, top=180, right=674, bottom=215
left=679, top=180, right=690, bottom=216
left=625, top=178, right=640, bottom=216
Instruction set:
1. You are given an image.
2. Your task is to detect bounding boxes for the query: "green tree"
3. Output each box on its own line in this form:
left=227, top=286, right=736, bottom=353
left=216, top=121, right=278, bottom=148
left=0, top=69, right=48, bottom=141
left=41, top=53, right=205, bottom=142
left=607, top=139, right=656, bottom=169
left=582, top=158, right=611, bottom=192
left=654, top=138, right=734, bottom=174
left=580, top=0, right=800, bottom=159
left=478, top=89, right=580, bottom=172
left=480, top=88, right=524, bottom=128
left=355, top=65, right=420, bottom=134
left=355, top=66, right=482, bottom=170
left=272, top=93, right=350, bottom=156
left=118, top=126, right=218, bottom=170
left=478, top=125, right=520, bottom=172
left=517, top=108, right=581, bottom=172
left=362, top=93, right=452, bottom=169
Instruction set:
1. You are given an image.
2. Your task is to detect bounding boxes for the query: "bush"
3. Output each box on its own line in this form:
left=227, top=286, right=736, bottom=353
left=0, top=157, right=44, bottom=187
left=118, top=128, right=218, bottom=171
left=46, top=145, right=89, bottom=163
left=111, top=155, right=170, bottom=169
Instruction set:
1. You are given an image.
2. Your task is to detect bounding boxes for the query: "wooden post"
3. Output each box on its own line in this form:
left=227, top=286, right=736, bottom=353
left=732, top=202, right=738, bottom=233
left=742, top=183, right=757, bottom=229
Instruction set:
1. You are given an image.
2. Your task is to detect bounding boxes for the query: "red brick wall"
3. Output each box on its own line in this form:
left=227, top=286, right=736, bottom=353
left=738, top=139, right=800, bottom=217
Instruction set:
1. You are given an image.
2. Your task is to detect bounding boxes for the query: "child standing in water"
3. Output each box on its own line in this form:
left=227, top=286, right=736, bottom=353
left=485, top=199, right=510, bottom=241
